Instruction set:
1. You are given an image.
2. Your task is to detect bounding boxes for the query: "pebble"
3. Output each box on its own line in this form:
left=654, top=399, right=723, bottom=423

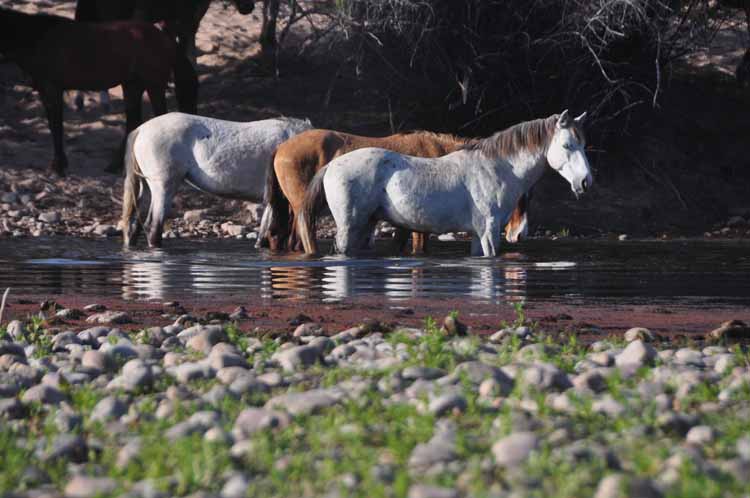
left=90, top=396, right=129, bottom=422
left=21, top=384, right=66, bottom=405
left=407, top=484, right=459, bottom=498
left=624, top=327, right=654, bottom=342
left=264, top=388, right=343, bottom=416
left=615, top=340, right=656, bottom=367
left=86, top=311, right=131, bottom=325
left=64, top=475, right=117, bottom=498
left=273, top=344, right=324, bottom=372
left=492, top=432, right=538, bottom=467
left=428, top=393, right=467, bottom=416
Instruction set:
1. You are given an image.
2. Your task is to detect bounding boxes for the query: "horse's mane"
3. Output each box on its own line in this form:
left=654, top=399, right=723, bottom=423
left=395, top=129, right=474, bottom=146
left=463, top=115, right=578, bottom=159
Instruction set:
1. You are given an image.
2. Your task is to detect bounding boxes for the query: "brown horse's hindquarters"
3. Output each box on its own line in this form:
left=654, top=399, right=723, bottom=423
left=41, top=25, right=175, bottom=90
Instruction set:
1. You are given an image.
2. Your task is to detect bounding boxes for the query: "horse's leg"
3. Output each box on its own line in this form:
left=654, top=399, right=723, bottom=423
left=411, top=232, right=429, bottom=255
left=393, top=228, right=411, bottom=254
left=38, top=84, right=67, bottom=176
left=126, top=181, right=150, bottom=247
left=470, top=236, right=482, bottom=256
left=146, top=86, right=168, bottom=117
left=109, top=83, right=144, bottom=174
left=144, top=181, right=174, bottom=248
left=479, top=215, right=502, bottom=257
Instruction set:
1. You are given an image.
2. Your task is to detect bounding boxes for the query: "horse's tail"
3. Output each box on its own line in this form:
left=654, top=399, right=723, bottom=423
left=74, top=0, right=98, bottom=21
left=122, top=128, right=143, bottom=247
left=257, top=148, right=293, bottom=250
left=173, top=45, right=198, bottom=114
left=298, top=165, right=329, bottom=255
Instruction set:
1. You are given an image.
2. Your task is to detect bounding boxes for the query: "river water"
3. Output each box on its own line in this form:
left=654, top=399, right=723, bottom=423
left=1, top=237, right=749, bottom=306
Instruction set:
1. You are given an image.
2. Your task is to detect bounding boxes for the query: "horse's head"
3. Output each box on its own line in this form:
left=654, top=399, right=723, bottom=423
left=232, top=0, right=255, bottom=15
left=546, top=110, right=592, bottom=199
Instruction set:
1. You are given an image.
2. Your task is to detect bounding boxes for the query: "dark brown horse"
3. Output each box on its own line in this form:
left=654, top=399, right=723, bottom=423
left=75, top=0, right=255, bottom=65
left=0, top=7, right=195, bottom=176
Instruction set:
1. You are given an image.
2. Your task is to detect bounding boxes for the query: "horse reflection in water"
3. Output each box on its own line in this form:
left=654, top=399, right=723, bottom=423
left=119, top=256, right=528, bottom=303
left=121, top=261, right=169, bottom=300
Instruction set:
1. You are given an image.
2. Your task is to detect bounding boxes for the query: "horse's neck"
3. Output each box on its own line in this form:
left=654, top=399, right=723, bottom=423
left=500, top=148, right=548, bottom=194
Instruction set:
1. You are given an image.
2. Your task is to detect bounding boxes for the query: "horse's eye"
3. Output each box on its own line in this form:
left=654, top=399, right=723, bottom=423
left=563, top=143, right=573, bottom=150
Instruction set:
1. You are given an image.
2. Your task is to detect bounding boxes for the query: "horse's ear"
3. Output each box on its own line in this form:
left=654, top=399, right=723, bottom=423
left=574, top=112, right=587, bottom=124
left=557, top=110, right=571, bottom=128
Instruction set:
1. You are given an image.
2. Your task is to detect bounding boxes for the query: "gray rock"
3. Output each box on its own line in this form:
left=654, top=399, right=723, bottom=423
left=408, top=438, right=457, bottom=471
left=293, top=322, right=324, bottom=337
left=402, top=366, right=446, bottom=380
left=451, top=361, right=514, bottom=392
left=120, top=359, right=154, bottom=390
left=86, top=311, right=131, bottom=325
left=90, top=396, right=128, bottom=422
left=177, top=324, right=224, bottom=342
left=0, top=397, right=26, bottom=418
left=208, top=351, right=247, bottom=370
left=38, top=211, right=61, bottom=224
left=22, top=384, right=66, bottom=405
left=273, top=345, right=323, bottom=372
left=43, top=434, right=87, bottom=463
left=624, top=327, right=654, bottom=342
left=233, top=408, right=292, bottom=440
left=594, top=474, right=624, bottom=498
left=7, top=320, right=26, bottom=341
left=737, top=436, right=750, bottom=461
left=64, top=476, right=117, bottom=498
left=686, top=425, right=715, bottom=445
left=492, top=432, right=538, bottom=467
left=0, top=340, right=25, bottom=357
left=615, top=340, right=656, bottom=367
left=221, top=473, right=250, bottom=498
left=116, top=439, right=142, bottom=469
left=572, top=369, right=609, bottom=393
left=520, top=362, right=572, bottom=391
left=674, top=348, right=704, bottom=367
left=407, top=484, right=459, bottom=498
left=428, top=393, right=467, bottom=416
left=187, top=328, right=228, bottom=354
left=77, top=326, right=109, bottom=345
left=81, top=350, right=111, bottom=372
left=265, top=388, right=343, bottom=416
left=171, top=362, right=215, bottom=383
left=165, top=411, right=220, bottom=441
left=228, top=375, right=268, bottom=397
left=592, top=395, right=625, bottom=417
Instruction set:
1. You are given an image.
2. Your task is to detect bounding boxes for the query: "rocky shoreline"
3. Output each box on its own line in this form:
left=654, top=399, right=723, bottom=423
left=1, top=303, right=749, bottom=498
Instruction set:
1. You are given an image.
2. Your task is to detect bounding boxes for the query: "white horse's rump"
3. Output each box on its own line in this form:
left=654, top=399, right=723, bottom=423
left=122, top=112, right=312, bottom=247
left=299, top=111, right=590, bottom=257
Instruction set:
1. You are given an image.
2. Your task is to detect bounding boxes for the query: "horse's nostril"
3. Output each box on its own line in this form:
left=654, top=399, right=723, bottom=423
left=582, top=178, right=588, bottom=192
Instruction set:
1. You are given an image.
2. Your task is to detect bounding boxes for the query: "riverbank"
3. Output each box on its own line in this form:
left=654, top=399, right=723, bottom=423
left=1, top=303, right=749, bottom=497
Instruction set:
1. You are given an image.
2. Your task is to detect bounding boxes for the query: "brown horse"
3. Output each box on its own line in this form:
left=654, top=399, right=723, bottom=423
left=0, top=7, right=195, bottom=176
left=262, top=129, right=529, bottom=254
left=75, top=0, right=255, bottom=66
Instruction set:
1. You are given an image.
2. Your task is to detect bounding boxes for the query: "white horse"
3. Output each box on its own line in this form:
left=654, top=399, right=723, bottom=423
left=121, top=112, right=312, bottom=247
left=298, top=111, right=591, bottom=257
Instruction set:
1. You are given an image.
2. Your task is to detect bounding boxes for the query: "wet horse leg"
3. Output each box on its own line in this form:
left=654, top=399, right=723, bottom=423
left=107, top=83, right=144, bottom=174
left=38, top=83, right=68, bottom=176
left=144, top=181, right=175, bottom=248
left=411, top=232, right=429, bottom=255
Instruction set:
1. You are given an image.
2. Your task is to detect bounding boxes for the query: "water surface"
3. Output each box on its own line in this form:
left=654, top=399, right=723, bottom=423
left=1, top=237, right=749, bottom=306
